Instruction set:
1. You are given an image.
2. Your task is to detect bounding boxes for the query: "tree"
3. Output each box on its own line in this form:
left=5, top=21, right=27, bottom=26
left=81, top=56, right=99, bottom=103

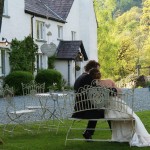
left=117, top=36, right=137, bottom=78
left=94, top=0, right=150, bottom=79
left=94, top=0, right=118, bottom=79
left=9, top=36, right=38, bottom=73
left=140, top=0, right=150, bottom=33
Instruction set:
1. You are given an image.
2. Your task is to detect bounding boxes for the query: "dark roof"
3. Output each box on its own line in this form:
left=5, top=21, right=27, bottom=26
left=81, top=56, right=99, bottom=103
left=25, top=0, right=74, bottom=23
left=56, top=41, right=88, bottom=61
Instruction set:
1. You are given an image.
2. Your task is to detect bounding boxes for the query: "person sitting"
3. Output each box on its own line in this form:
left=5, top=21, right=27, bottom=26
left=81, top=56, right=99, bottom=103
left=73, top=60, right=104, bottom=140
left=89, top=68, right=119, bottom=96
left=89, top=68, right=150, bottom=147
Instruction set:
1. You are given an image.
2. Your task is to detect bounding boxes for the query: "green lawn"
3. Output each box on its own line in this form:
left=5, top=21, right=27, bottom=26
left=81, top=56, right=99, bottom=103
left=0, top=111, right=150, bottom=150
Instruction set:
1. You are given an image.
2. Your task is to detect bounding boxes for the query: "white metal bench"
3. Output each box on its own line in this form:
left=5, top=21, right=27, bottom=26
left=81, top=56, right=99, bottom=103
left=65, top=84, right=135, bottom=145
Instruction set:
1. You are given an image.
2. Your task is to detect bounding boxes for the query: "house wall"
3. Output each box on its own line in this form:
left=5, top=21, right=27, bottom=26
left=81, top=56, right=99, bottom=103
left=54, top=0, right=98, bottom=84
left=0, top=0, right=98, bottom=86
left=31, top=16, right=65, bottom=71
left=54, top=0, right=80, bottom=85
left=32, top=16, right=64, bottom=49
left=63, top=0, right=80, bottom=40
left=55, top=60, right=76, bottom=86
left=1, top=0, right=30, bottom=41
left=0, top=0, right=31, bottom=75
left=79, top=0, right=98, bottom=61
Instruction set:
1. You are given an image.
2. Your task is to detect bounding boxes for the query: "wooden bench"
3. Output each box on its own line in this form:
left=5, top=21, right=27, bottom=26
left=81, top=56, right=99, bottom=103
left=65, top=84, right=135, bottom=145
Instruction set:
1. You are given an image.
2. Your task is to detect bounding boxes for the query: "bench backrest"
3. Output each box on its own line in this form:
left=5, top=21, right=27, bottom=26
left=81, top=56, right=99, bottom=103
left=72, top=85, right=134, bottom=116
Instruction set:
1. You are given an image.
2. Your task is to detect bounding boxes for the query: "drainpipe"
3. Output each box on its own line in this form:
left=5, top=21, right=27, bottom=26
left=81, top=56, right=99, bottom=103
left=31, top=15, right=35, bottom=74
left=68, top=60, right=70, bottom=86
left=75, top=61, right=76, bottom=79
left=31, top=15, right=34, bottom=39
left=0, top=0, right=4, bottom=33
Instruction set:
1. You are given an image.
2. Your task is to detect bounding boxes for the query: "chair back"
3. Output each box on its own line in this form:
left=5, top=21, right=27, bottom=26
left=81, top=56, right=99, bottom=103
left=21, top=81, right=45, bottom=96
left=2, top=84, right=15, bottom=113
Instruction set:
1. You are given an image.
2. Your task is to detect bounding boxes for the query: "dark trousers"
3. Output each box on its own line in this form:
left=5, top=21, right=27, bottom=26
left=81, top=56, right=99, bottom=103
left=86, top=120, right=97, bottom=135
left=85, top=120, right=111, bottom=135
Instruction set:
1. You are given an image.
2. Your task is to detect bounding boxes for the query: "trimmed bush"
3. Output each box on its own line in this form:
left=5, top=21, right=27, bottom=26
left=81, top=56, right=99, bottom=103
left=135, top=75, right=147, bottom=88
left=35, top=69, right=62, bottom=92
left=4, top=71, right=34, bottom=95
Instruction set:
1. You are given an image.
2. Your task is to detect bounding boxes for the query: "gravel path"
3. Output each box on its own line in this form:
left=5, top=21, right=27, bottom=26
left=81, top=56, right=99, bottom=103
left=0, top=88, right=149, bottom=124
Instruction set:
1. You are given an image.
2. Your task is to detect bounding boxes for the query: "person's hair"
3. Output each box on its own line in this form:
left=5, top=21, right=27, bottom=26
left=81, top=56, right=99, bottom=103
left=84, top=60, right=100, bottom=72
left=89, top=68, right=101, bottom=79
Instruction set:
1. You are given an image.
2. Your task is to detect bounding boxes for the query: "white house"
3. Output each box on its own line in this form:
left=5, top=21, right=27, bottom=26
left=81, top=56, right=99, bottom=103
left=0, top=0, right=98, bottom=86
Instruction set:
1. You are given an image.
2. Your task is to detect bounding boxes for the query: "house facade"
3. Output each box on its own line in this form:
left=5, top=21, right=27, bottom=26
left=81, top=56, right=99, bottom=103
left=0, top=0, right=98, bottom=86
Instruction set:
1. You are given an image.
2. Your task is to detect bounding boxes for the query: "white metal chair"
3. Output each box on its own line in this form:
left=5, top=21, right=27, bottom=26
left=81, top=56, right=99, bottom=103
left=3, top=84, right=36, bottom=135
left=65, top=84, right=135, bottom=145
left=50, top=90, right=74, bottom=133
left=21, top=82, right=61, bottom=133
left=21, top=81, right=45, bottom=110
left=21, top=82, right=50, bottom=131
left=35, top=92, right=62, bottom=133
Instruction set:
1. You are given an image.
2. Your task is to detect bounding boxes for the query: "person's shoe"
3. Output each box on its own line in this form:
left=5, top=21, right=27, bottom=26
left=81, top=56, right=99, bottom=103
left=82, top=131, right=92, bottom=142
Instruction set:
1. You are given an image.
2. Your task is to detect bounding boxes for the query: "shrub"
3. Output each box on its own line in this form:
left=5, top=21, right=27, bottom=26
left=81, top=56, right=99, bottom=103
left=35, top=69, right=62, bottom=92
left=146, top=81, right=150, bottom=87
left=9, top=36, right=38, bottom=73
left=135, top=75, right=147, bottom=88
left=4, top=71, right=34, bottom=95
left=48, top=55, right=55, bottom=69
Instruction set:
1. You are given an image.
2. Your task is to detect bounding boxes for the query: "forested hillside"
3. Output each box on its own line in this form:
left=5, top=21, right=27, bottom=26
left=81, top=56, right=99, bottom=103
left=94, top=0, right=150, bottom=81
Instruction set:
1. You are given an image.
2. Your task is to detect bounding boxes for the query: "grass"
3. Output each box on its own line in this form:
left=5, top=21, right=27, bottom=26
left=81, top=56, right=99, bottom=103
left=0, top=111, right=150, bottom=150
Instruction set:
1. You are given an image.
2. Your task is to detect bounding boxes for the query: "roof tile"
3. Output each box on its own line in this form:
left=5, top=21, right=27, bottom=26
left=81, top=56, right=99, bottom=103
left=25, top=0, right=74, bottom=23
left=56, top=41, right=88, bottom=61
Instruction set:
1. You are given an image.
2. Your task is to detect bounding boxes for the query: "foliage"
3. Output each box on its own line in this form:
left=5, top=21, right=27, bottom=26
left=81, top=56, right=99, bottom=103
left=94, top=0, right=150, bottom=80
left=9, top=36, right=38, bottom=73
left=4, top=71, right=34, bottom=95
left=114, top=0, right=142, bottom=17
left=135, top=75, right=147, bottom=87
left=94, top=0, right=119, bottom=79
left=146, top=81, right=150, bottom=87
left=75, top=65, right=80, bottom=71
left=48, top=55, right=56, bottom=69
left=140, top=0, right=150, bottom=32
left=35, top=69, right=62, bottom=92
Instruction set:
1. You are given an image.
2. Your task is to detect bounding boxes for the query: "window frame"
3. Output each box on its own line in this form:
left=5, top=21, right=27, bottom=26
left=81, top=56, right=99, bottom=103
left=57, top=25, right=63, bottom=40
left=36, top=20, right=45, bottom=40
left=71, top=31, right=76, bottom=41
left=36, top=54, right=43, bottom=70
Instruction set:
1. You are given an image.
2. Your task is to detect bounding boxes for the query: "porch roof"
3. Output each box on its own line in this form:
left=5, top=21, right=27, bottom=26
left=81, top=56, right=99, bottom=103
left=25, top=0, right=74, bottom=23
left=56, top=41, right=88, bottom=61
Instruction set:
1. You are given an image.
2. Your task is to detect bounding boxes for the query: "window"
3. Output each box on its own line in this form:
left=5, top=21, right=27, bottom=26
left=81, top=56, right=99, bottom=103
left=0, top=49, right=5, bottom=75
left=71, top=31, right=76, bottom=41
left=3, top=0, right=8, bottom=16
left=36, top=54, right=43, bottom=70
left=36, top=21, right=45, bottom=40
left=58, top=25, right=63, bottom=39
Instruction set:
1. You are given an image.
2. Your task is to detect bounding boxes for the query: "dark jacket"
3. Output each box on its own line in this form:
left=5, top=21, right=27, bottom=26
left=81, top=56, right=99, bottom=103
left=74, top=73, right=93, bottom=92
left=72, top=73, right=104, bottom=119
